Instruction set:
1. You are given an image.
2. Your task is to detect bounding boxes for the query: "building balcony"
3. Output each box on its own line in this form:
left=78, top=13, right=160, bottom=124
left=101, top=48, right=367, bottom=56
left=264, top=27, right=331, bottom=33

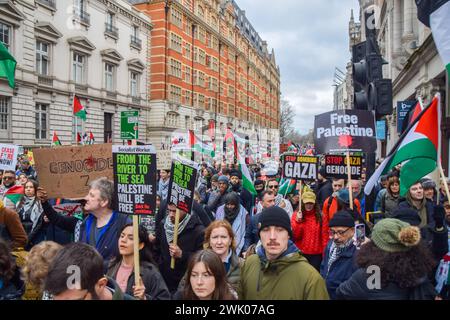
left=75, top=83, right=88, bottom=92
left=130, top=36, right=142, bottom=50
left=106, top=91, right=117, bottom=99
left=132, top=96, right=141, bottom=105
left=38, top=75, right=53, bottom=87
left=73, top=8, right=90, bottom=26
left=36, top=0, right=56, bottom=10
left=105, top=23, right=119, bottom=39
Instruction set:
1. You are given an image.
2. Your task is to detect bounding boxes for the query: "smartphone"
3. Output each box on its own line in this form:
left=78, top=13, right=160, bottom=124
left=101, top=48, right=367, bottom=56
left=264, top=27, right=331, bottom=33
left=354, top=223, right=365, bottom=249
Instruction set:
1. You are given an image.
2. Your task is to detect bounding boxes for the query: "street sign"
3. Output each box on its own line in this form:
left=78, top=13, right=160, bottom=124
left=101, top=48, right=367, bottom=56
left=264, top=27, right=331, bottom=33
left=121, top=111, right=139, bottom=140
left=396, top=101, right=416, bottom=133
left=376, top=120, right=386, bottom=140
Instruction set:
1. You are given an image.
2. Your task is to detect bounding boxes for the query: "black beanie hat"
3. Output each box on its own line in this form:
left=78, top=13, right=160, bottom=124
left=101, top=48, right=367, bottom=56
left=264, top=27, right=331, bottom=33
left=329, top=210, right=355, bottom=228
left=230, top=170, right=242, bottom=179
left=391, top=208, right=421, bottom=226
left=257, top=206, right=293, bottom=238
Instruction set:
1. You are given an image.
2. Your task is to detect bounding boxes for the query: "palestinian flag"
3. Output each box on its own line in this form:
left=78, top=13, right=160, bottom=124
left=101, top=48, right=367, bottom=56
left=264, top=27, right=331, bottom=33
left=4, top=185, right=24, bottom=206
left=76, top=132, right=82, bottom=144
left=365, top=94, right=441, bottom=196
left=416, top=0, right=450, bottom=75
left=230, top=132, right=257, bottom=196
left=224, top=128, right=238, bottom=162
left=0, top=41, right=16, bottom=88
left=278, top=178, right=296, bottom=196
left=189, top=130, right=215, bottom=158
left=73, top=95, right=87, bottom=120
left=52, top=131, right=61, bottom=146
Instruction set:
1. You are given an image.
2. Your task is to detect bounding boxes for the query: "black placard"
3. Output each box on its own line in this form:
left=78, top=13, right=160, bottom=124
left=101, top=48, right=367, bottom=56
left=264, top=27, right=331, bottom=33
left=113, top=145, right=157, bottom=215
left=282, top=155, right=318, bottom=181
left=314, top=109, right=376, bottom=154
left=324, top=154, right=363, bottom=179
left=168, top=157, right=199, bottom=213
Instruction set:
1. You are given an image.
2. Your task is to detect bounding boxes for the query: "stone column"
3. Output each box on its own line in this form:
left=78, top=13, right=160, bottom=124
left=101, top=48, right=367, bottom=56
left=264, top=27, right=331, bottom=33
left=393, top=0, right=402, bottom=54
left=403, top=0, right=415, bottom=39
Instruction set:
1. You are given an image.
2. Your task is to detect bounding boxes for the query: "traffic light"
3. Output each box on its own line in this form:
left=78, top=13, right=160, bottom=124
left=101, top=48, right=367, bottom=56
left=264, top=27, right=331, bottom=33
left=352, top=11, right=393, bottom=118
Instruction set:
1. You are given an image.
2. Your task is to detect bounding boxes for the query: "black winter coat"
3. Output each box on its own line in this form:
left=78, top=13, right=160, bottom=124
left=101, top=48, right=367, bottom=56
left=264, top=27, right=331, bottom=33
left=107, top=260, right=171, bottom=300
left=154, top=214, right=205, bottom=293
left=336, top=268, right=436, bottom=300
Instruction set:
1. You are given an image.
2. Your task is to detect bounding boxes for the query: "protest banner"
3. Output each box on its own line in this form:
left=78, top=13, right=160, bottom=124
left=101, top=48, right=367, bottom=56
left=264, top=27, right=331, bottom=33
left=53, top=203, right=83, bottom=218
left=168, top=156, right=199, bottom=269
left=168, top=156, right=199, bottom=214
left=113, top=145, right=157, bottom=216
left=324, top=154, right=363, bottom=179
left=281, top=155, right=318, bottom=181
left=157, top=150, right=172, bottom=170
left=0, top=144, right=19, bottom=171
left=314, top=109, right=376, bottom=154
left=33, top=144, right=113, bottom=199
left=26, top=150, right=35, bottom=166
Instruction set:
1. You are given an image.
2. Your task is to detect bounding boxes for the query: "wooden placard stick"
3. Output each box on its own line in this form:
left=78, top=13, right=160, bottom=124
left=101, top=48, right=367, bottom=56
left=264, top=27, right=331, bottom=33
left=346, top=151, right=354, bottom=210
left=170, top=208, right=181, bottom=269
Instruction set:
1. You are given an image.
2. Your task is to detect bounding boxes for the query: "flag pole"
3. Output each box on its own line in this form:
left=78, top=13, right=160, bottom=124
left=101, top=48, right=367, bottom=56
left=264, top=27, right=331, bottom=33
left=131, top=132, right=140, bottom=287
left=171, top=208, right=180, bottom=269
left=346, top=150, right=354, bottom=210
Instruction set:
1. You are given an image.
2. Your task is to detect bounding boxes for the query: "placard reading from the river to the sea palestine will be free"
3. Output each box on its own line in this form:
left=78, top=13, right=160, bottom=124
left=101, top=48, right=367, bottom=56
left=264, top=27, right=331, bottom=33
left=168, top=157, right=199, bottom=214
left=113, top=145, right=157, bottom=216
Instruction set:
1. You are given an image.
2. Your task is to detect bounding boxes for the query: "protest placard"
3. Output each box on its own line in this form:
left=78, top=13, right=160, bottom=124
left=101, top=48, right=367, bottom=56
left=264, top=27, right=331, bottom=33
left=0, top=144, right=19, bottom=171
left=168, top=157, right=199, bottom=213
left=282, top=154, right=318, bottom=181
left=33, top=144, right=113, bottom=199
left=324, top=154, right=363, bottom=179
left=113, top=145, right=157, bottom=216
left=53, top=203, right=83, bottom=218
left=157, top=150, right=172, bottom=170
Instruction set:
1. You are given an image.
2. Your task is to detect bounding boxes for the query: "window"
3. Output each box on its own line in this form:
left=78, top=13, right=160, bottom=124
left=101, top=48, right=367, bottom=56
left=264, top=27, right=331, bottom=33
left=185, top=42, right=191, bottom=59
left=106, top=12, right=114, bottom=27
left=132, top=26, right=139, bottom=38
left=36, top=41, right=49, bottom=75
left=0, top=22, right=11, bottom=48
left=184, top=20, right=192, bottom=36
left=198, top=94, right=205, bottom=108
left=198, top=71, right=205, bottom=87
left=105, top=63, right=114, bottom=91
left=72, top=52, right=85, bottom=84
left=211, top=36, right=219, bottom=51
left=198, top=49, right=206, bottom=65
left=167, top=112, right=178, bottom=126
left=0, top=97, right=10, bottom=135
left=35, top=103, right=48, bottom=140
left=170, top=59, right=182, bottom=78
left=229, top=67, right=235, bottom=80
left=171, top=7, right=183, bottom=27
left=193, top=47, right=198, bottom=62
left=210, top=98, right=217, bottom=111
left=197, top=5, right=204, bottom=19
left=130, top=72, right=139, bottom=97
left=229, top=85, right=235, bottom=98
left=211, top=57, right=219, bottom=72
left=210, top=77, right=218, bottom=92
left=184, top=90, right=192, bottom=106
left=196, top=26, right=205, bottom=43
left=169, top=85, right=182, bottom=103
left=170, top=33, right=182, bottom=53
left=184, top=66, right=191, bottom=83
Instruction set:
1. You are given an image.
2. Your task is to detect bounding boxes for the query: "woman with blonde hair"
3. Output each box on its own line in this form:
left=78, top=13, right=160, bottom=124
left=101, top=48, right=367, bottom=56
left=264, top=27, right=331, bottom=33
left=21, top=241, right=62, bottom=299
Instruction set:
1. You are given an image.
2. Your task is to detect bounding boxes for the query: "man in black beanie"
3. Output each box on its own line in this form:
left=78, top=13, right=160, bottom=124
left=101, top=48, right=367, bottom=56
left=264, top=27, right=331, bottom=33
left=320, top=210, right=358, bottom=299
left=238, top=206, right=329, bottom=300
left=229, top=169, right=253, bottom=214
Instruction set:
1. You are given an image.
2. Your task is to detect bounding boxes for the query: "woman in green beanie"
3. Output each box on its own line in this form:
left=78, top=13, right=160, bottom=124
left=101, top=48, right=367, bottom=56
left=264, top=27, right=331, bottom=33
left=336, top=218, right=437, bottom=300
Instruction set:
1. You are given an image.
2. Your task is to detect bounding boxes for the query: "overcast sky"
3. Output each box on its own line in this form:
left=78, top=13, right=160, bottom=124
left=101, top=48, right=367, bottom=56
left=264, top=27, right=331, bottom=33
left=236, top=0, right=360, bottom=134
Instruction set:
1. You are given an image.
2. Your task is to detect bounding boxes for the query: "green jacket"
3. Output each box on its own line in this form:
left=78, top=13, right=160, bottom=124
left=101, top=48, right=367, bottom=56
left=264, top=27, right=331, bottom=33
left=238, top=244, right=329, bottom=300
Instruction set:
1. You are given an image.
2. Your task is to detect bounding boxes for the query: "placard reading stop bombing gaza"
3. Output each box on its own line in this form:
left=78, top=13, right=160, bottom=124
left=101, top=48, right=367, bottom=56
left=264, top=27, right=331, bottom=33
left=324, top=155, right=362, bottom=179
left=113, top=145, right=157, bottom=215
left=282, top=155, right=318, bottom=181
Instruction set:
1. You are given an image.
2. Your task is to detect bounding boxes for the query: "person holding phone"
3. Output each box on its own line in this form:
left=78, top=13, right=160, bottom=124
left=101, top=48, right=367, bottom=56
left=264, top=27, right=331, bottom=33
left=320, top=210, right=358, bottom=299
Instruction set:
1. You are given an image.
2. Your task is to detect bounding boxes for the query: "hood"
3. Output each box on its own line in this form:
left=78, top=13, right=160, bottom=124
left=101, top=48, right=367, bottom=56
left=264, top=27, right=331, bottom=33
left=256, top=240, right=303, bottom=270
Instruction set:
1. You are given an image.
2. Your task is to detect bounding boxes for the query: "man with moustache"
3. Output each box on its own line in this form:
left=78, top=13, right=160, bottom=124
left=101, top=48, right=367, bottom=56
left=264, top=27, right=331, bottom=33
left=239, top=206, right=329, bottom=300
left=320, top=210, right=358, bottom=300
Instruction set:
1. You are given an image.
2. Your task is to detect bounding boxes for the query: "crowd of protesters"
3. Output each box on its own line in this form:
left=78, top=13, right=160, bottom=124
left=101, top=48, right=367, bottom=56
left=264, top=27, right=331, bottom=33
left=1, top=151, right=450, bottom=301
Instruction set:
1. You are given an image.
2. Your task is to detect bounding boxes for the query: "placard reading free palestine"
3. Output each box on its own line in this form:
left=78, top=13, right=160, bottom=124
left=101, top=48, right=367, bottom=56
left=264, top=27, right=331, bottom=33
left=113, top=145, right=157, bottom=215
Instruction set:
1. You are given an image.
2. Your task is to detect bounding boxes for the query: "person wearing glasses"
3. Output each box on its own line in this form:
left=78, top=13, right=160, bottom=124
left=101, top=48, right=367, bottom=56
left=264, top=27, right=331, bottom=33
left=154, top=202, right=205, bottom=294
left=255, top=179, right=293, bottom=218
left=320, top=210, right=358, bottom=300
left=0, top=170, right=21, bottom=211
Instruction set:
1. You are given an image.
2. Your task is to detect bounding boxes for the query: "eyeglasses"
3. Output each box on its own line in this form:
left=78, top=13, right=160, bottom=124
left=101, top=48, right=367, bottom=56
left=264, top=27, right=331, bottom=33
left=329, top=227, right=352, bottom=237
left=2, top=176, right=14, bottom=180
left=268, top=185, right=279, bottom=189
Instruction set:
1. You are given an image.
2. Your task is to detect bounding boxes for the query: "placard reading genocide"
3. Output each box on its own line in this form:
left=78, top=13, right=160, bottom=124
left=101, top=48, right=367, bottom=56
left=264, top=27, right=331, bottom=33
left=282, top=155, right=318, bottom=181
left=324, top=155, right=363, bottom=179
left=34, top=144, right=113, bottom=199
left=168, top=157, right=199, bottom=213
left=314, top=110, right=376, bottom=154
left=113, top=145, right=157, bottom=216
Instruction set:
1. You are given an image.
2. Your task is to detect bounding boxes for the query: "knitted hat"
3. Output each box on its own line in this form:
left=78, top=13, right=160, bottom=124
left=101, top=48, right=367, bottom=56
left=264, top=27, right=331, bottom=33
left=328, top=210, right=355, bottom=228
left=211, top=174, right=219, bottom=182
left=302, top=191, right=316, bottom=204
left=336, top=188, right=351, bottom=205
left=421, top=179, right=436, bottom=190
left=371, top=218, right=421, bottom=253
left=229, top=170, right=242, bottom=179
left=318, top=167, right=327, bottom=179
left=218, top=175, right=229, bottom=184
left=391, top=208, right=421, bottom=226
left=257, top=206, right=293, bottom=238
